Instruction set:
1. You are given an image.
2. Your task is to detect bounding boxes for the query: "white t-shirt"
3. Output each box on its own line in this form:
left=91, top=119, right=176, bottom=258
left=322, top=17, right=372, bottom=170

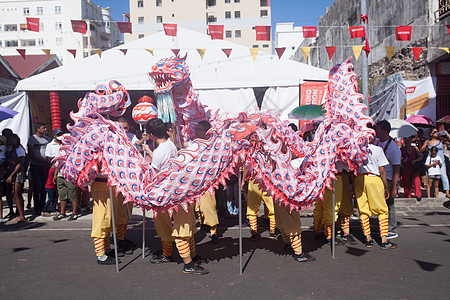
left=357, top=144, right=389, bottom=176
left=375, top=139, right=401, bottom=180
left=151, top=139, right=177, bottom=171
left=426, top=155, right=442, bottom=176
left=45, top=140, right=62, bottom=159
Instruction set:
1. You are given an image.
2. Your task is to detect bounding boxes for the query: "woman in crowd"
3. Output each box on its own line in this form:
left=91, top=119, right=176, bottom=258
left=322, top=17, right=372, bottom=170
left=401, top=136, right=422, bottom=200
left=6, top=134, right=27, bottom=222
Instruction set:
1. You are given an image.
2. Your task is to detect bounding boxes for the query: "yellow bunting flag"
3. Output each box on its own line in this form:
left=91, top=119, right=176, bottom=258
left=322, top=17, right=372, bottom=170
left=42, top=49, right=51, bottom=58
left=93, top=49, right=102, bottom=58
left=197, top=48, right=206, bottom=60
left=439, top=47, right=450, bottom=54
left=145, top=49, right=154, bottom=55
left=250, top=48, right=259, bottom=62
left=300, top=47, right=311, bottom=61
left=352, top=45, right=363, bottom=60
left=385, top=47, right=395, bottom=61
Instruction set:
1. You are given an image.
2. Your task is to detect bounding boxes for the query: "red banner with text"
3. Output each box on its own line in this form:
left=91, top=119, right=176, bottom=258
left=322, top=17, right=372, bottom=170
left=298, top=81, right=327, bottom=129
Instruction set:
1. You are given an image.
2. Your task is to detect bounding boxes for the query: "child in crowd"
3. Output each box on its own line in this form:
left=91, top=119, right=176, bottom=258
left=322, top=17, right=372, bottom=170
left=426, top=146, right=442, bottom=198
left=42, top=165, right=58, bottom=216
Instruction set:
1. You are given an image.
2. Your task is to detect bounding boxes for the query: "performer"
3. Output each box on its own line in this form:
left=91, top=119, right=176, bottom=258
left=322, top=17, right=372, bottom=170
left=144, top=118, right=208, bottom=275
left=312, top=198, right=325, bottom=240
left=354, top=139, right=397, bottom=249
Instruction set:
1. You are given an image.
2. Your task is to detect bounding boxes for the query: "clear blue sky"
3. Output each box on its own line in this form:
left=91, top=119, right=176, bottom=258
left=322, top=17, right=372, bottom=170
left=95, top=0, right=335, bottom=26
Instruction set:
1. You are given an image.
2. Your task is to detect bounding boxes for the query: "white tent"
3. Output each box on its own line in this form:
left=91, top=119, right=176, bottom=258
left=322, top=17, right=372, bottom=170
left=16, top=27, right=329, bottom=120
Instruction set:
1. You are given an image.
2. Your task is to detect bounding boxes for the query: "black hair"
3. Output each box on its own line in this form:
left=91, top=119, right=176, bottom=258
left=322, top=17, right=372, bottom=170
left=288, top=123, right=298, bottom=132
left=430, top=146, right=438, bottom=153
left=36, top=122, right=46, bottom=130
left=198, top=120, right=211, bottom=131
left=2, top=128, right=13, bottom=137
left=375, top=120, right=391, bottom=133
left=148, top=118, right=169, bottom=139
left=117, top=117, right=129, bottom=124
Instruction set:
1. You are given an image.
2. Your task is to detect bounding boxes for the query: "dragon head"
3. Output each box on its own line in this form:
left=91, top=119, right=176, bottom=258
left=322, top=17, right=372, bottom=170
left=149, top=55, right=190, bottom=95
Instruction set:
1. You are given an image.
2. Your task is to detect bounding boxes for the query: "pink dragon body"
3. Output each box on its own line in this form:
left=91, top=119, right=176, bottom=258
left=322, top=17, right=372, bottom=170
left=55, top=56, right=373, bottom=214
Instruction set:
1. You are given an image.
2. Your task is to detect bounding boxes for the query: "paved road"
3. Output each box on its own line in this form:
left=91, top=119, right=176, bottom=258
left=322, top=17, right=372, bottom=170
left=1, top=200, right=450, bottom=300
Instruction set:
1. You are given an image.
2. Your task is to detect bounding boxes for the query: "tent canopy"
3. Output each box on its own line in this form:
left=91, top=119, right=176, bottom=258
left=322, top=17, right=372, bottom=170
left=16, top=27, right=329, bottom=92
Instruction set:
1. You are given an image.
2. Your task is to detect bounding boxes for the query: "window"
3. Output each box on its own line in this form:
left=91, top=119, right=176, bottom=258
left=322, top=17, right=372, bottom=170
left=252, top=45, right=259, bottom=48
left=156, top=16, right=163, bottom=23
left=37, top=7, right=43, bottom=15
left=207, top=0, right=216, bottom=7
left=235, top=0, right=240, bottom=2
left=0, top=41, right=2, bottom=47
left=21, top=39, right=36, bottom=46
left=263, top=44, right=269, bottom=48
left=55, top=6, right=61, bottom=14
left=156, top=0, right=162, bottom=6
left=38, top=38, right=44, bottom=46
left=260, top=10, right=268, bottom=17
left=225, top=0, right=230, bottom=3
left=55, top=22, right=62, bottom=30
left=235, top=30, right=241, bottom=38
left=439, top=0, right=450, bottom=20
left=138, top=0, right=144, bottom=7
left=138, top=34, right=144, bottom=39
left=40, top=23, right=44, bottom=31
left=138, top=16, right=144, bottom=23
left=225, top=30, right=232, bottom=38
left=5, top=40, right=18, bottom=47
left=235, top=11, right=240, bottom=18
left=56, top=37, right=63, bottom=45
left=23, top=7, right=30, bottom=15
left=5, top=24, right=18, bottom=31
left=207, top=14, right=217, bottom=23
left=225, top=11, right=231, bottom=18
left=260, top=0, right=268, bottom=6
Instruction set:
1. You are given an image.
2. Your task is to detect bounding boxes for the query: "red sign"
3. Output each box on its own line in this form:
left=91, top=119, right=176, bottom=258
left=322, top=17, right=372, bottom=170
left=302, top=26, right=317, bottom=38
left=406, top=87, right=416, bottom=94
left=396, top=26, right=412, bottom=41
left=208, top=24, right=224, bottom=40
left=26, top=17, right=39, bottom=32
left=163, top=23, right=177, bottom=36
left=349, top=26, right=366, bottom=38
left=117, top=22, right=132, bottom=34
left=71, top=20, right=87, bottom=34
left=255, top=26, right=270, bottom=41
left=299, top=81, right=327, bottom=128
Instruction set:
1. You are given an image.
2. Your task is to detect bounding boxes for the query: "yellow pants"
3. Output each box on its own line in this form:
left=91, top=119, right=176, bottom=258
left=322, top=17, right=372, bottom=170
left=312, top=199, right=324, bottom=233
left=153, top=203, right=197, bottom=242
left=90, top=181, right=131, bottom=239
left=247, top=179, right=275, bottom=219
left=323, top=174, right=353, bottom=227
left=273, top=202, right=303, bottom=253
left=354, top=175, right=388, bottom=218
left=197, top=191, right=218, bottom=227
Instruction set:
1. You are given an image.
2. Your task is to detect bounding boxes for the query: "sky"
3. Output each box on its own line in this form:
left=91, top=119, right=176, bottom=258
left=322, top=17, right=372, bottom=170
left=95, top=0, right=336, bottom=27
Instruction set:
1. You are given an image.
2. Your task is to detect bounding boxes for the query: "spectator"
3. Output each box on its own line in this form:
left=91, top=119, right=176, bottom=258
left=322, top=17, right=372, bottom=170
left=118, top=117, right=144, bottom=151
left=28, top=123, right=51, bottom=215
left=288, top=123, right=298, bottom=132
left=426, top=147, right=442, bottom=198
left=375, top=120, right=401, bottom=240
left=6, top=134, right=26, bottom=223
left=52, top=170, right=79, bottom=221
left=401, top=136, right=422, bottom=201
left=415, top=129, right=430, bottom=190
left=45, top=128, right=63, bottom=160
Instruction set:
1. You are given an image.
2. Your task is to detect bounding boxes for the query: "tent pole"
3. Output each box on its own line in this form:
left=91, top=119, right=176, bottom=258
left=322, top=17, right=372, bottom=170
left=332, top=180, right=336, bottom=259
left=109, top=187, right=120, bottom=272
left=141, top=124, right=147, bottom=259
left=238, top=172, right=243, bottom=275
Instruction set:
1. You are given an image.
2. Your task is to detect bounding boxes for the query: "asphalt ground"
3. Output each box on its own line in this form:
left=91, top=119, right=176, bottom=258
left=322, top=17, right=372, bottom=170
left=1, top=198, right=450, bottom=300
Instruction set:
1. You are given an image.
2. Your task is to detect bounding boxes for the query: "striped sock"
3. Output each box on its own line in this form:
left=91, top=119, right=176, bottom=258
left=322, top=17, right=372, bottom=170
left=325, top=225, right=332, bottom=240
left=360, top=216, right=371, bottom=237
left=94, top=238, right=106, bottom=257
left=116, top=224, right=127, bottom=240
left=269, top=217, right=276, bottom=233
left=290, top=235, right=302, bottom=254
left=379, top=216, right=389, bottom=237
left=248, top=216, right=257, bottom=232
left=162, top=241, right=172, bottom=257
left=341, top=217, right=350, bottom=235
left=188, top=236, right=196, bottom=257
left=175, top=239, right=191, bottom=259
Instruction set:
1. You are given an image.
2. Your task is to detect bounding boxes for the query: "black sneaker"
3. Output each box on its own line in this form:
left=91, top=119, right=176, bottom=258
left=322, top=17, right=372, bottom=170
left=342, top=234, right=358, bottom=245
left=293, top=253, right=316, bottom=262
left=251, top=232, right=261, bottom=241
left=97, top=255, right=120, bottom=265
left=325, top=238, right=344, bottom=246
left=268, top=232, right=277, bottom=240
left=416, top=197, right=422, bottom=202
left=183, top=262, right=209, bottom=275
left=192, top=255, right=208, bottom=265
left=150, top=253, right=172, bottom=264
left=380, top=240, right=397, bottom=250
left=365, top=239, right=374, bottom=248
left=211, top=234, right=219, bottom=244
left=118, top=240, right=133, bottom=256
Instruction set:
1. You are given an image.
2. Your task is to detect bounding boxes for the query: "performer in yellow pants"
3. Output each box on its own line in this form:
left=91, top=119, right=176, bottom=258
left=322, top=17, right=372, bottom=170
left=273, top=201, right=315, bottom=262
left=196, top=191, right=219, bottom=243
left=312, top=198, right=324, bottom=240
left=91, top=179, right=133, bottom=265
left=247, top=179, right=276, bottom=240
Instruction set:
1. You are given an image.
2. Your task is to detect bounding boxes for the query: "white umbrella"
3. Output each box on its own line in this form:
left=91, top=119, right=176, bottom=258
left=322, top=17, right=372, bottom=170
left=388, top=119, right=418, bottom=138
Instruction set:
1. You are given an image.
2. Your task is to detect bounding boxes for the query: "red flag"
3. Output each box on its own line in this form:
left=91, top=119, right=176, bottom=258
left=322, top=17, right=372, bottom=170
left=117, top=22, right=132, bottom=34
left=447, top=25, right=450, bottom=36
left=360, top=14, right=368, bottom=24
left=208, top=24, right=224, bottom=40
left=302, top=26, right=317, bottom=38
left=412, top=47, right=422, bottom=61
left=255, top=26, right=270, bottom=41
left=120, top=49, right=128, bottom=55
left=275, top=47, right=285, bottom=59
left=163, top=23, right=177, bottom=36
left=17, top=49, right=26, bottom=59
left=26, top=17, right=39, bottom=32
left=349, top=26, right=366, bottom=38
left=396, top=26, right=412, bottom=41
left=362, top=38, right=370, bottom=54
left=71, top=20, right=87, bottom=34
left=222, top=48, right=232, bottom=58
left=325, top=47, right=337, bottom=60
left=67, top=49, right=77, bottom=58
left=171, top=49, right=180, bottom=56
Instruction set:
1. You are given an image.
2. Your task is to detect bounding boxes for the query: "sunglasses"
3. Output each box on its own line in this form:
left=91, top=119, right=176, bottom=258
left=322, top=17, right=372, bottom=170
left=431, top=130, right=438, bottom=134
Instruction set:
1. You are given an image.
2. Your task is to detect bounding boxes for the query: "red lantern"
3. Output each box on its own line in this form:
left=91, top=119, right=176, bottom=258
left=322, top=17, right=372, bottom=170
left=138, top=95, right=153, bottom=104
left=49, top=91, right=61, bottom=130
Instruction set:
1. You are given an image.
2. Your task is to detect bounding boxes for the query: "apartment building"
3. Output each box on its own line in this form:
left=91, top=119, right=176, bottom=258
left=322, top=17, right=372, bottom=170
left=0, top=0, right=122, bottom=64
left=127, top=0, right=272, bottom=53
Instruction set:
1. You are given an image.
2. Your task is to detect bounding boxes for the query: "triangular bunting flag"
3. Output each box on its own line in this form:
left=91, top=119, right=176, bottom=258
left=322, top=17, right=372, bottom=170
left=42, top=49, right=51, bottom=58
left=275, top=47, right=285, bottom=59
left=93, top=49, right=102, bottom=58
left=250, top=48, right=259, bottom=62
left=439, top=47, right=450, bottom=54
left=352, top=45, right=363, bottom=60
left=325, top=47, right=337, bottom=60
left=385, top=46, right=395, bottom=60
left=171, top=49, right=180, bottom=56
left=301, top=47, right=311, bottom=61
left=222, top=48, right=232, bottom=58
left=17, top=49, right=26, bottom=59
left=67, top=49, right=77, bottom=58
left=197, top=48, right=206, bottom=60
left=119, top=49, right=128, bottom=55
left=145, top=49, right=154, bottom=55
left=412, top=47, right=423, bottom=62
